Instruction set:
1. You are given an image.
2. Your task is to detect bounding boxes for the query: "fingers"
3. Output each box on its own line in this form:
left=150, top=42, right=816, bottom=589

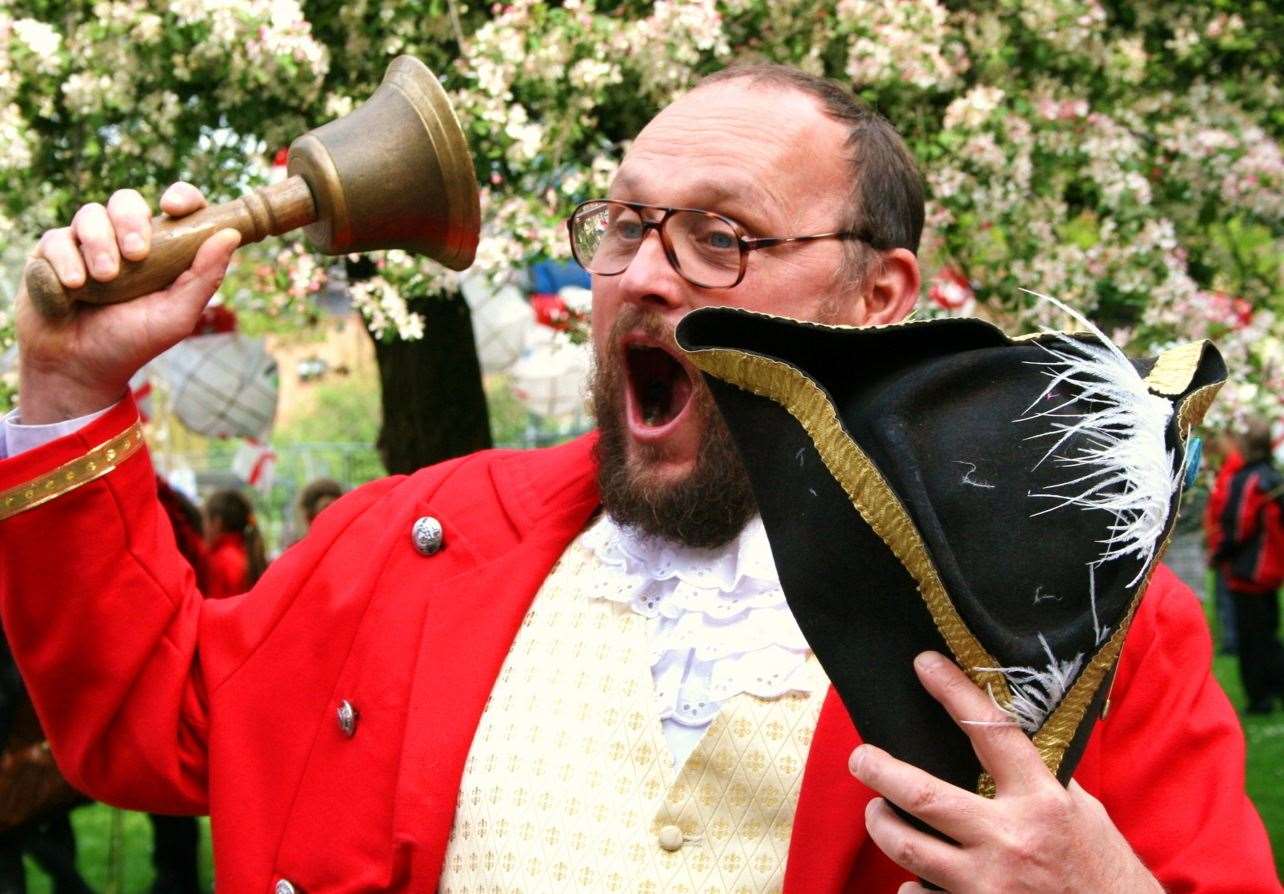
left=69, top=203, right=120, bottom=283
left=35, top=228, right=87, bottom=289
left=850, top=743, right=988, bottom=845
left=865, top=796, right=964, bottom=891
left=159, top=181, right=207, bottom=218
left=913, top=652, right=1051, bottom=793
left=106, top=189, right=153, bottom=261
left=34, top=183, right=206, bottom=291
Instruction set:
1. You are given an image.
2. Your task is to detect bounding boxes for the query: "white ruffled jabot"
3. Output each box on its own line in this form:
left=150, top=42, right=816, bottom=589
left=583, top=513, right=815, bottom=750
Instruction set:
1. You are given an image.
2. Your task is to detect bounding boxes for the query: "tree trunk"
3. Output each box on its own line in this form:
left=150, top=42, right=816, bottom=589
left=367, top=291, right=492, bottom=474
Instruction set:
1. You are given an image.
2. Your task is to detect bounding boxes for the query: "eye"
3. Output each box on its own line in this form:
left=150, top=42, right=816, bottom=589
left=609, top=217, right=644, bottom=240
left=706, top=229, right=737, bottom=251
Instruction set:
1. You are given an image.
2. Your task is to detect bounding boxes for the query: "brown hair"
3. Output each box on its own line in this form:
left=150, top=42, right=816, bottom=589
left=298, top=478, right=345, bottom=527
left=1238, top=418, right=1274, bottom=465
left=205, top=489, right=268, bottom=588
left=695, top=64, right=925, bottom=280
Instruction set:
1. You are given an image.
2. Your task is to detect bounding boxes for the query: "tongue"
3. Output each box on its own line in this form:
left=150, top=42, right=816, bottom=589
left=629, top=346, right=692, bottom=427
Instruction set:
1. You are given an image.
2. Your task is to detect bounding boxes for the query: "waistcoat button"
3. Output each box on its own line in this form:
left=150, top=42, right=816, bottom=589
left=337, top=699, right=359, bottom=738
left=274, top=880, right=297, bottom=894
left=657, top=824, right=684, bottom=852
left=411, top=516, right=445, bottom=556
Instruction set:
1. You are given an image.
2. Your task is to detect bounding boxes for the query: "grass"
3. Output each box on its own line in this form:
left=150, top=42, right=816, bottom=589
left=23, top=604, right=1284, bottom=890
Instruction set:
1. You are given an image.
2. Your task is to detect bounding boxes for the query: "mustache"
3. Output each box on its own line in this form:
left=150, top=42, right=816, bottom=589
left=602, top=305, right=681, bottom=359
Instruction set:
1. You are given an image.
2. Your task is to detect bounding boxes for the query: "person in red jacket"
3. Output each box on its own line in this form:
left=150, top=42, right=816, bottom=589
left=1212, top=419, right=1284, bottom=714
left=1205, top=434, right=1245, bottom=654
left=0, top=64, right=1277, bottom=892
left=202, top=489, right=267, bottom=599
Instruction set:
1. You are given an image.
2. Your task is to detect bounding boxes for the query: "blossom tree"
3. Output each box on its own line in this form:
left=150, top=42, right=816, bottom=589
left=1, top=0, right=1281, bottom=465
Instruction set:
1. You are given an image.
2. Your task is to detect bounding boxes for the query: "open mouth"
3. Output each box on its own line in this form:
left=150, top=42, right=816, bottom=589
left=625, top=342, right=695, bottom=431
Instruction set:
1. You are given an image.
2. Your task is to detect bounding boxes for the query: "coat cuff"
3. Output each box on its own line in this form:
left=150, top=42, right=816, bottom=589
left=0, top=398, right=146, bottom=522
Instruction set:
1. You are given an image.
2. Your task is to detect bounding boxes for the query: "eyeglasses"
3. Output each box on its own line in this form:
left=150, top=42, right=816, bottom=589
left=566, top=199, right=876, bottom=289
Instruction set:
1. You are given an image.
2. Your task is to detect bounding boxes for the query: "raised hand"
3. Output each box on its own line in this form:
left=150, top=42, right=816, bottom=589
left=15, top=182, right=240, bottom=424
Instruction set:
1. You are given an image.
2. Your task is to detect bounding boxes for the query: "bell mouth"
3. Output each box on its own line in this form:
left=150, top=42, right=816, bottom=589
left=623, top=337, right=696, bottom=442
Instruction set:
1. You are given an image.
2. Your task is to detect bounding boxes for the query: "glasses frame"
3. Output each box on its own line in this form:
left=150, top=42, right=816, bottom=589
left=566, top=199, right=878, bottom=289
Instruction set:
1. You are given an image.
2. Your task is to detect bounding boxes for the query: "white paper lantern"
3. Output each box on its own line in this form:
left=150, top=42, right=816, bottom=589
left=461, top=274, right=535, bottom=374
left=509, top=329, right=592, bottom=420
left=154, top=333, right=279, bottom=439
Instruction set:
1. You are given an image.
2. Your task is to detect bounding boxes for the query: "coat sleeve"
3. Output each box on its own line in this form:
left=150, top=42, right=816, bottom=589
left=0, top=399, right=401, bottom=813
left=1094, top=566, right=1280, bottom=892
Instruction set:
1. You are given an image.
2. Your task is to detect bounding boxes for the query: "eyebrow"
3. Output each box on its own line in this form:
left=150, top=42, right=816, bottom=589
left=608, top=169, right=775, bottom=232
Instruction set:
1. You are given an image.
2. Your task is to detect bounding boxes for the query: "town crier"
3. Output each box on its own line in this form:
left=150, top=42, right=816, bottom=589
left=0, top=65, right=1278, bottom=892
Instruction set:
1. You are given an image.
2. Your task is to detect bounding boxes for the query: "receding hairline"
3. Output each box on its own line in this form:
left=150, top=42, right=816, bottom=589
left=690, top=63, right=925, bottom=256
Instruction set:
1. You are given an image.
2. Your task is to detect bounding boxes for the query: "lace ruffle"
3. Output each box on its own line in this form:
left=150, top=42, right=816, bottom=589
left=584, top=515, right=815, bottom=728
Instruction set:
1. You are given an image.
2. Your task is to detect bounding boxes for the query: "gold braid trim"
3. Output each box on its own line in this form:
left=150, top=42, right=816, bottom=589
left=0, top=422, right=145, bottom=522
left=1177, top=382, right=1221, bottom=436
left=686, top=347, right=1011, bottom=701
left=1143, top=341, right=1207, bottom=397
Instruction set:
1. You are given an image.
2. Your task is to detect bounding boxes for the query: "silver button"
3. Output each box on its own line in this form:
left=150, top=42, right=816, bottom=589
left=337, top=700, right=359, bottom=738
left=657, top=824, right=684, bottom=852
left=411, top=516, right=444, bottom=556
left=274, top=881, right=296, bottom=894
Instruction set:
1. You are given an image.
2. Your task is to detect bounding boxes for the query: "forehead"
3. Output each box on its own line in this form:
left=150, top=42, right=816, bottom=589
left=611, top=81, right=851, bottom=228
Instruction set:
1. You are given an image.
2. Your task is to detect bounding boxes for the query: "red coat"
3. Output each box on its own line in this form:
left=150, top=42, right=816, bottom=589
left=0, top=399, right=1278, bottom=892
left=206, top=532, right=251, bottom=599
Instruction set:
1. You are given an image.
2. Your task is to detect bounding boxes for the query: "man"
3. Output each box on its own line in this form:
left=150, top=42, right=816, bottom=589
left=0, top=65, right=1276, bottom=892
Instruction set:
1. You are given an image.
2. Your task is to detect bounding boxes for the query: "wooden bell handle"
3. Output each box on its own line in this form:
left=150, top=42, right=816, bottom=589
left=24, top=176, right=319, bottom=318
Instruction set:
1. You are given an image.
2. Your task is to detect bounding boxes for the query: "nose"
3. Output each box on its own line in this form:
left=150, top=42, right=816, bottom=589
left=613, top=224, right=688, bottom=315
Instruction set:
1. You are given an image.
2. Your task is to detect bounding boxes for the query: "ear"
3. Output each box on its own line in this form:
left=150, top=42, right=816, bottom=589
left=859, top=248, right=920, bottom=326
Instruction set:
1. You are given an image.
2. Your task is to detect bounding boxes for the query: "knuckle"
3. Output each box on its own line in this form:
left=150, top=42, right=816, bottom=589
left=107, top=188, right=145, bottom=213
left=1000, top=826, right=1041, bottom=864
left=893, top=839, right=925, bottom=872
left=907, top=784, right=939, bottom=815
left=73, top=201, right=106, bottom=224
left=37, top=228, right=61, bottom=252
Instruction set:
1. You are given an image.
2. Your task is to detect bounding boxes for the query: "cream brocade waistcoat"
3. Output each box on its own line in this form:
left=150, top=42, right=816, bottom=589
left=439, top=529, right=830, bottom=894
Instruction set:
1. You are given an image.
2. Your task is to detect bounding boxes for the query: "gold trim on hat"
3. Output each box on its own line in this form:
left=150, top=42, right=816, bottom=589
left=685, top=347, right=1012, bottom=703
left=0, top=422, right=145, bottom=522
left=1144, top=341, right=1209, bottom=397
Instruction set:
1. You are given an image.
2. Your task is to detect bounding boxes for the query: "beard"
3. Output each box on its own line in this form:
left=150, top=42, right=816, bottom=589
left=590, top=307, right=758, bottom=549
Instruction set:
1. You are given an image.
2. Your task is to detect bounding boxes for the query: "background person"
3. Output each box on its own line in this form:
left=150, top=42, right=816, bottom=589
left=1213, top=418, right=1284, bottom=714
left=297, top=478, right=344, bottom=532
left=1205, top=431, right=1244, bottom=655
left=202, top=489, right=267, bottom=599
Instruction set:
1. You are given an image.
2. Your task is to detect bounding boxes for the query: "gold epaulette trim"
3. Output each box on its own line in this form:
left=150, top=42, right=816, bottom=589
left=0, top=422, right=145, bottom=522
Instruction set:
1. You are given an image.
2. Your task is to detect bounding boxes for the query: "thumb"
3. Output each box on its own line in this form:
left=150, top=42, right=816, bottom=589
left=167, top=228, right=242, bottom=316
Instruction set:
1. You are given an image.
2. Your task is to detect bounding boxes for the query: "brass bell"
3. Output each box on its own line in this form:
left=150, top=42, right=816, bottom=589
left=25, top=56, right=481, bottom=317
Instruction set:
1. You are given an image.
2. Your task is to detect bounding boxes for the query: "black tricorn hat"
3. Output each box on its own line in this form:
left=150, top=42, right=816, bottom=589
left=674, top=304, right=1225, bottom=799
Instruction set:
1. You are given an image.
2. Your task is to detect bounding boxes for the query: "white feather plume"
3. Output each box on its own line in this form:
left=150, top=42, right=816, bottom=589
left=1016, top=290, right=1180, bottom=586
left=977, top=635, right=1085, bottom=734
left=971, top=291, right=1179, bottom=735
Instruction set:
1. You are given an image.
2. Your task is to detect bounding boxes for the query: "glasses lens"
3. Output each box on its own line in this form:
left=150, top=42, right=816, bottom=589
left=572, top=201, right=643, bottom=275
left=669, top=211, right=742, bottom=288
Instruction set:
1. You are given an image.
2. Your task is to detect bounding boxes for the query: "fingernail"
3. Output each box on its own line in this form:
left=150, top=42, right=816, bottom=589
left=122, top=233, right=144, bottom=256
left=849, top=744, right=869, bottom=777
left=57, top=263, right=83, bottom=287
left=915, top=651, right=944, bottom=672
left=93, top=254, right=115, bottom=278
